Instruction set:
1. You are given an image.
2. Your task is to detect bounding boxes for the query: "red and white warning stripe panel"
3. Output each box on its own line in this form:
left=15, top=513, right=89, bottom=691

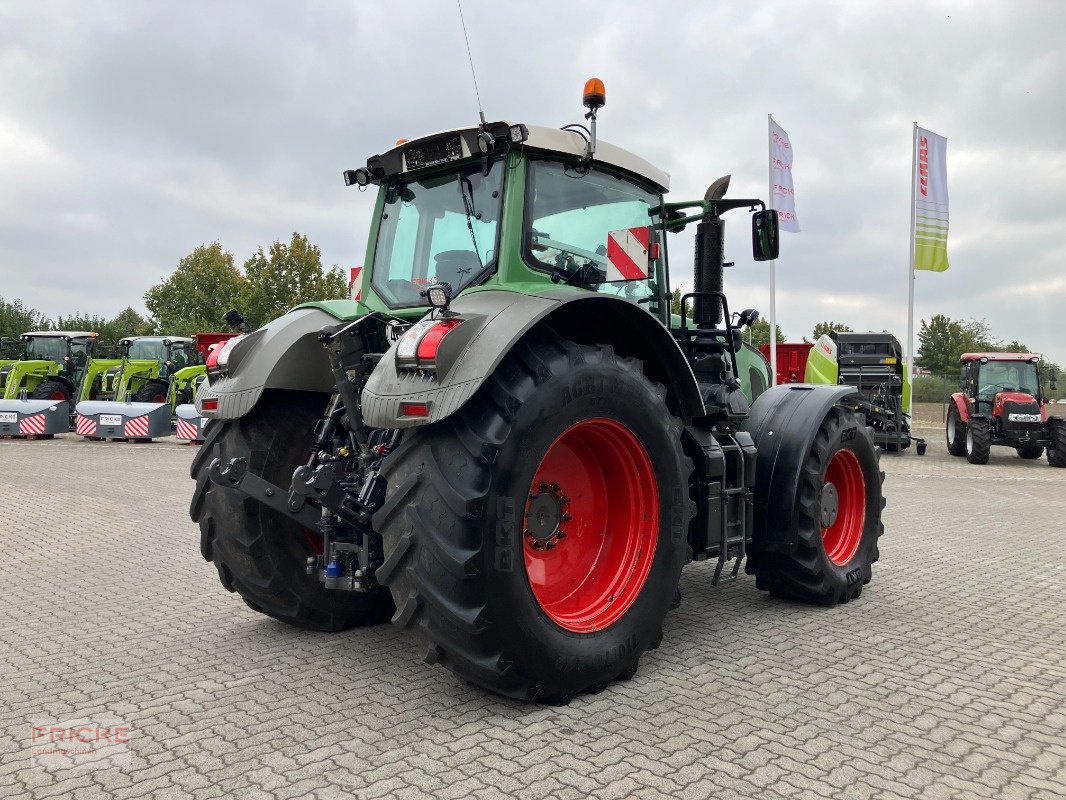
left=19, top=414, right=46, bottom=435
left=76, top=414, right=97, bottom=436
left=605, top=227, right=652, bottom=282
left=124, top=415, right=150, bottom=438
left=175, top=418, right=199, bottom=441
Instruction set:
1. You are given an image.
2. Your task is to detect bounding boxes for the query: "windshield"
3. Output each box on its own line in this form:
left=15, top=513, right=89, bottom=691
left=371, top=162, right=503, bottom=308
left=526, top=161, right=662, bottom=302
left=23, top=337, right=66, bottom=362
left=127, top=339, right=168, bottom=361
left=977, top=361, right=1039, bottom=398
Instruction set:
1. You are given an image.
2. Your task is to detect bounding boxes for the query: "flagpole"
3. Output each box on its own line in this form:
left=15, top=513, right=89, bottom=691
left=906, top=121, right=918, bottom=416
left=768, top=113, right=777, bottom=386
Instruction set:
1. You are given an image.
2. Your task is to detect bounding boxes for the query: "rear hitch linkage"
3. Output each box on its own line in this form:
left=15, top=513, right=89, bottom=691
left=208, top=314, right=400, bottom=592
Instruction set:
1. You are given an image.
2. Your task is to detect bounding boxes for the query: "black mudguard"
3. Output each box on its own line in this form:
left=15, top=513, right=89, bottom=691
left=741, top=383, right=858, bottom=556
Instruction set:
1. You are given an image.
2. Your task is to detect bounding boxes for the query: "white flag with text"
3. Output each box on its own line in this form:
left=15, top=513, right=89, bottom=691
left=770, top=119, right=800, bottom=233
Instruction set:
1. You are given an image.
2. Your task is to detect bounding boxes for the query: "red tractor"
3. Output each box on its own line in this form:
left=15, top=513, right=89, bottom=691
left=946, top=353, right=1064, bottom=465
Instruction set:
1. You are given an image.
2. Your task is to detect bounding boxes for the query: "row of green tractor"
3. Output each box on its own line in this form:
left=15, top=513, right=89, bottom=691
left=0, top=331, right=234, bottom=437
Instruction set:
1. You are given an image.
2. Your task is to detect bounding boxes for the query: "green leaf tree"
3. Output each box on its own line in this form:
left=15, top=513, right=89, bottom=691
left=145, top=243, right=248, bottom=335
left=812, top=321, right=853, bottom=340
left=916, top=315, right=995, bottom=376
left=240, top=233, right=347, bottom=328
left=746, top=319, right=785, bottom=349
left=0, top=296, right=46, bottom=340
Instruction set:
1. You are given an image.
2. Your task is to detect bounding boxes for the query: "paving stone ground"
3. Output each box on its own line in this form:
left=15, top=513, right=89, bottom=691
left=1, top=429, right=1063, bottom=799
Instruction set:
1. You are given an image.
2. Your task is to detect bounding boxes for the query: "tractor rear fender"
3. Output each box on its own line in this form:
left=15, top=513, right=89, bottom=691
left=195, top=307, right=345, bottom=419
left=741, top=383, right=858, bottom=556
left=360, top=289, right=706, bottom=429
left=949, top=392, right=970, bottom=423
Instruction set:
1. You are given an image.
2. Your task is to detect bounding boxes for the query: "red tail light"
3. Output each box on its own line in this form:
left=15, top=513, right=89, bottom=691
left=400, top=402, right=428, bottom=417
left=415, top=319, right=462, bottom=361
left=201, top=398, right=219, bottom=411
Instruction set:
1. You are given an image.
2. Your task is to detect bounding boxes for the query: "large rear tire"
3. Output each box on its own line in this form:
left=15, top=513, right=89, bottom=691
left=749, top=407, right=884, bottom=605
left=966, top=418, right=992, bottom=464
left=373, top=338, right=692, bottom=703
left=190, top=389, right=395, bottom=631
left=946, top=405, right=967, bottom=456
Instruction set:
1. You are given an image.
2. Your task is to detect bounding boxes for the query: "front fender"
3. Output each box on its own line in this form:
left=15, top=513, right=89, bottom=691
left=360, top=289, right=705, bottom=429
left=949, top=392, right=970, bottom=422
left=742, top=383, right=858, bottom=556
left=196, top=307, right=345, bottom=419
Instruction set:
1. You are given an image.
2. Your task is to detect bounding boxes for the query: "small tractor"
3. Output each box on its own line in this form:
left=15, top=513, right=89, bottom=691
left=95, top=336, right=205, bottom=407
left=0, top=331, right=120, bottom=404
left=946, top=352, right=1063, bottom=466
left=191, top=80, right=885, bottom=702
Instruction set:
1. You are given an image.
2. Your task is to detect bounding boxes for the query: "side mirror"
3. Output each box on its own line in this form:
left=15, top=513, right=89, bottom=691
left=1051, top=367, right=1058, bottom=391
left=737, top=308, right=760, bottom=328
left=752, top=209, right=779, bottom=262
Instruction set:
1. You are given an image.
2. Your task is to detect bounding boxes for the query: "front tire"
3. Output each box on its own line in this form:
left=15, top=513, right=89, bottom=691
left=1048, top=420, right=1066, bottom=467
left=966, top=418, right=992, bottom=464
left=190, top=389, right=395, bottom=630
left=946, top=405, right=967, bottom=456
left=1017, top=445, right=1044, bottom=459
left=749, top=407, right=884, bottom=605
left=373, top=338, right=692, bottom=703
left=31, top=379, right=71, bottom=402
left=135, top=381, right=169, bottom=404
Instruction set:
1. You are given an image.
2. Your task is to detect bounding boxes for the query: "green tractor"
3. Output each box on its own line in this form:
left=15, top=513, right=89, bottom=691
left=192, top=81, right=885, bottom=703
left=96, top=336, right=205, bottom=407
left=0, top=331, right=121, bottom=404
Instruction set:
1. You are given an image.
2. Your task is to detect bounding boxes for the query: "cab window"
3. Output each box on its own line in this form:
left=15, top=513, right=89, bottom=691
left=526, top=161, right=662, bottom=302
left=371, top=162, right=503, bottom=308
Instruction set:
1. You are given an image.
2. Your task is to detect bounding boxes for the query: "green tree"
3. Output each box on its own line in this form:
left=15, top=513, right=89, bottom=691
left=812, top=321, right=853, bottom=340
left=916, top=315, right=994, bottom=376
left=670, top=287, right=682, bottom=316
left=747, top=319, right=785, bottom=349
left=145, top=243, right=248, bottom=335
left=240, top=233, right=347, bottom=328
left=0, top=296, right=45, bottom=340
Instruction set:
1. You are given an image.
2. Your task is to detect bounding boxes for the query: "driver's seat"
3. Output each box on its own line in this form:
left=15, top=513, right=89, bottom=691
left=433, top=250, right=481, bottom=291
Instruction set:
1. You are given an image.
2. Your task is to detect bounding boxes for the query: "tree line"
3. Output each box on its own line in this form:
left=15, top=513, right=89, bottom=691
left=1, top=233, right=348, bottom=350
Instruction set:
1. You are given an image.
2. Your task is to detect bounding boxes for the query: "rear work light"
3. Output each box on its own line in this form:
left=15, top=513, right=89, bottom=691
left=396, top=318, right=463, bottom=369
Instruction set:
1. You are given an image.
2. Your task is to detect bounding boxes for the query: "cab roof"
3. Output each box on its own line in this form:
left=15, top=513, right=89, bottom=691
left=370, top=121, right=671, bottom=192
left=961, top=353, right=1039, bottom=362
left=123, top=336, right=193, bottom=344
left=21, top=331, right=97, bottom=339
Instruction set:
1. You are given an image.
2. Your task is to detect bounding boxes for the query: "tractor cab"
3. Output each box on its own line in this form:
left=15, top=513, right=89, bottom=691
left=20, top=331, right=97, bottom=387
left=961, top=353, right=1044, bottom=416
left=122, top=336, right=197, bottom=379
left=343, top=83, right=777, bottom=411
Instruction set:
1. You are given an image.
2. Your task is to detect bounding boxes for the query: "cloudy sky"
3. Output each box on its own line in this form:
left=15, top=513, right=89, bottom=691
left=2, top=1, right=1064, bottom=365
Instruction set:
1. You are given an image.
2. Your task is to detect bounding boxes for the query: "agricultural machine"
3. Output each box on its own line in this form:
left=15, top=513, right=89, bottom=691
left=191, top=80, right=885, bottom=702
left=0, top=331, right=122, bottom=437
left=946, top=352, right=1063, bottom=466
left=76, top=335, right=228, bottom=442
left=93, top=336, right=203, bottom=406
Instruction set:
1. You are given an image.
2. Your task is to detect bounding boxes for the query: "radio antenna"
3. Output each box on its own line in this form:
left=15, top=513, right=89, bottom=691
left=456, top=0, right=487, bottom=126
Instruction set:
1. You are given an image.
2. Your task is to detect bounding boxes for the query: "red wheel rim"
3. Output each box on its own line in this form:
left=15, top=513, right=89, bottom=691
left=821, top=449, right=866, bottom=566
left=522, top=417, right=659, bottom=633
left=49, top=390, right=66, bottom=401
